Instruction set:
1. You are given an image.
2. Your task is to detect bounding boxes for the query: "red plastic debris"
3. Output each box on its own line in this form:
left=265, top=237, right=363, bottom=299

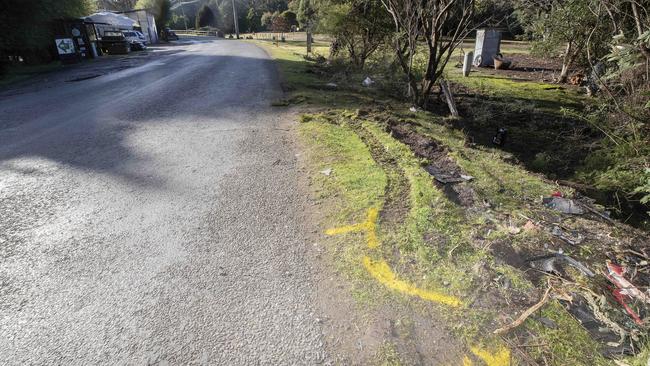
left=611, top=287, right=644, bottom=325
left=604, top=262, right=650, bottom=304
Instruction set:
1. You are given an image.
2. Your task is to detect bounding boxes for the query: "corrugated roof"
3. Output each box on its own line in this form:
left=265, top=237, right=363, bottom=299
left=84, top=12, right=139, bottom=28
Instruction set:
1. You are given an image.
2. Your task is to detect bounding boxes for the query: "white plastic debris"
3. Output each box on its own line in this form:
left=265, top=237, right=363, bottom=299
left=320, top=168, right=333, bottom=176
left=362, top=77, right=374, bottom=87
left=409, top=106, right=418, bottom=112
left=543, top=196, right=585, bottom=215
left=325, top=82, right=338, bottom=89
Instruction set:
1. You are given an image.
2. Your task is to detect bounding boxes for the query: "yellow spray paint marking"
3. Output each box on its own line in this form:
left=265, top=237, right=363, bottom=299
left=325, top=208, right=462, bottom=307
left=469, top=345, right=511, bottom=366
left=327, top=210, right=508, bottom=365
left=363, top=256, right=463, bottom=307
left=325, top=208, right=379, bottom=249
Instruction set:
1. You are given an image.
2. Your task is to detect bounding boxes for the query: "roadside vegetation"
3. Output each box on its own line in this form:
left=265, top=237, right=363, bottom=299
left=2, top=0, right=649, bottom=364
left=251, top=0, right=650, bottom=363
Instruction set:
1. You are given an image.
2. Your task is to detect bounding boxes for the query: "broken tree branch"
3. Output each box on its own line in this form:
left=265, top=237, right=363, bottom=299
left=493, top=283, right=552, bottom=335
left=439, top=79, right=459, bottom=117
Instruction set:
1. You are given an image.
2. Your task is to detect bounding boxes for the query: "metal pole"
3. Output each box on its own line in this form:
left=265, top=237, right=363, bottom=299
left=231, top=0, right=240, bottom=39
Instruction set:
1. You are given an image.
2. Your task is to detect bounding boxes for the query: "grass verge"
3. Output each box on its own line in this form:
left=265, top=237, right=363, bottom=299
left=256, top=38, right=649, bottom=366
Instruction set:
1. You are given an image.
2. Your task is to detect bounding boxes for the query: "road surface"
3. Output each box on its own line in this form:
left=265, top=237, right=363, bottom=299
left=0, top=39, right=326, bottom=364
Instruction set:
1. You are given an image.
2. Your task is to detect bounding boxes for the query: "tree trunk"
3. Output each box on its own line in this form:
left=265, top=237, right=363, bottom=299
left=306, top=29, right=312, bottom=53
left=631, top=2, right=644, bottom=38
left=328, top=38, right=340, bottom=63
left=393, top=40, right=419, bottom=105
left=559, top=42, right=573, bottom=83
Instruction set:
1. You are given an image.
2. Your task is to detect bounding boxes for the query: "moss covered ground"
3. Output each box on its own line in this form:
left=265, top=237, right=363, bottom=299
left=253, top=38, right=649, bottom=366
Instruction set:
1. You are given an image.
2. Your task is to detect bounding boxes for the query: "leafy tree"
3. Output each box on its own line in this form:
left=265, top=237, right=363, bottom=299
left=96, top=0, right=136, bottom=11
left=281, top=10, right=298, bottom=28
left=382, top=0, right=477, bottom=107
left=298, top=0, right=315, bottom=27
left=246, top=8, right=261, bottom=32
left=169, top=13, right=189, bottom=29
left=261, top=11, right=276, bottom=29
left=316, top=0, right=391, bottom=68
left=271, top=12, right=291, bottom=31
left=219, top=1, right=235, bottom=32
left=518, top=0, right=600, bottom=83
left=135, top=0, right=171, bottom=30
left=248, top=0, right=288, bottom=12
left=474, top=0, right=521, bottom=35
left=196, top=4, right=217, bottom=28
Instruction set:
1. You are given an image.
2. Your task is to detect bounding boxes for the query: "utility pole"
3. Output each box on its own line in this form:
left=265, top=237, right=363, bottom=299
left=231, top=0, right=240, bottom=39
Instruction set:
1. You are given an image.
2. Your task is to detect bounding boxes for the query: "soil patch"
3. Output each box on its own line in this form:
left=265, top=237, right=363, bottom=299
left=386, top=121, right=476, bottom=207
left=472, top=54, right=565, bottom=83
left=351, top=122, right=411, bottom=229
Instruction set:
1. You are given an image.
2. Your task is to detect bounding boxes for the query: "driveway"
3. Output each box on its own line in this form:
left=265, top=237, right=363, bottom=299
left=0, top=39, right=326, bottom=364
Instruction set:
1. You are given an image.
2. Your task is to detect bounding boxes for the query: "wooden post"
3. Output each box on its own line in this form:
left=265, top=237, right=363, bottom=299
left=439, top=79, right=459, bottom=117
left=462, top=51, right=473, bottom=77
left=306, top=22, right=312, bottom=54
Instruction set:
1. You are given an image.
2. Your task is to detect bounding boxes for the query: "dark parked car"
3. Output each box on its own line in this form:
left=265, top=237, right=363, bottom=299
left=162, top=27, right=179, bottom=41
left=99, top=31, right=130, bottom=54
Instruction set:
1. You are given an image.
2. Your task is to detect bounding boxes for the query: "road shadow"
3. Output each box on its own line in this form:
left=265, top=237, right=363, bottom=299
left=0, top=44, right=284, bottom=187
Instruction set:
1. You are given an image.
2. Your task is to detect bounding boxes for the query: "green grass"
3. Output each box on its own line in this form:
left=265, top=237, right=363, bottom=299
left=299, top=118, right=389, bottom=305
left=525, top=301, right=609, bottom=366
left=270, top=39, right=626, bottom=365
left=300, top=117, right=386, bottom=221
left=446, top=71, right=585, bottom=112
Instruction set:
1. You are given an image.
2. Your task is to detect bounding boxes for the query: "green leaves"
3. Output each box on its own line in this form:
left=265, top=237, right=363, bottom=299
left=633, top=168, right=650, bottom=206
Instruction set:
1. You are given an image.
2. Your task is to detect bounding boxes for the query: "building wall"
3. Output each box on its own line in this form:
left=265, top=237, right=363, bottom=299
left=122, top=10, right=159, bottom=44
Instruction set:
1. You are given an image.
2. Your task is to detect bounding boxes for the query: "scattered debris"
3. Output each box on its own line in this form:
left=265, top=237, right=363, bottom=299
left=493, top=282, right=552, bottom=335
left=409, top=106, right=418, bottom=112
left=604, top=262, right=650, bottom=305
left=536, top=316, right=558, bottom=329
left=569, top=73, right=585, bottom=86
left=523, top=220, right=539, bottom=232
left=550, top=225, right=585, bottom=245
left=320, top=168, right=333, bottom=176
left=492, top=127, right=507, bottom=146
left=325, top=82, right=338, bottom=89
left=527, top=251, right=595, bottom=278
left=611, top=287, right=644, bottom=325
left=561, top=294, right=633, bottom=358
left=580, top=202, right=615, bottom=224
left=424, top=165, right=466, bottom=184
left=493, top=53, right=512, bottom=70
left=543, top=196, right=585, bottom=215
left=362, top=77, right=374, bottom=87
left=507, top=225, right=522, bottom=235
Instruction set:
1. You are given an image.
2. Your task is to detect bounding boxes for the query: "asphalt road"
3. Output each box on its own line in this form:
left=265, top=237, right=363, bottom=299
left=0, top=39, right=326, bottom=364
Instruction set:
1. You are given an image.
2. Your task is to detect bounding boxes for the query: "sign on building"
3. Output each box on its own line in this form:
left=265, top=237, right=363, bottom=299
left=55, top=38, right=76, bottom=55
